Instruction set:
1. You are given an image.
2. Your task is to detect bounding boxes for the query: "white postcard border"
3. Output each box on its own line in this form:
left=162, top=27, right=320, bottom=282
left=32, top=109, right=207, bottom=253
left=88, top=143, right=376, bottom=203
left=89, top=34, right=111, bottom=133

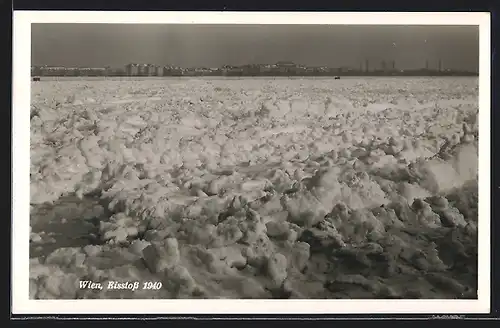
left=12, top=11, right=491, bottom=314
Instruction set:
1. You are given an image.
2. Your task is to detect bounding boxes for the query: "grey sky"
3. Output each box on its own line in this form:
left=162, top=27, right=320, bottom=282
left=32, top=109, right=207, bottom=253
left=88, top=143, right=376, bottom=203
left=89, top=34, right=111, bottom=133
left=31, top=24, right=479, bottom=71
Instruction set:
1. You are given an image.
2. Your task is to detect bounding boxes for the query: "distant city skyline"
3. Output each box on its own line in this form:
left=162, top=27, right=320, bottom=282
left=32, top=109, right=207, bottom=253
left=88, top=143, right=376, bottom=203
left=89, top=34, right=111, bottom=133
left=31, top=24, right=479, bottom=72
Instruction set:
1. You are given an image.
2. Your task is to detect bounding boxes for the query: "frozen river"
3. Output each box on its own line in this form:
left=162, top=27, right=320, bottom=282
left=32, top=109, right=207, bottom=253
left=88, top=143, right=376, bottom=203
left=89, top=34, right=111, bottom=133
left=29, top=77, right=479, bottom=299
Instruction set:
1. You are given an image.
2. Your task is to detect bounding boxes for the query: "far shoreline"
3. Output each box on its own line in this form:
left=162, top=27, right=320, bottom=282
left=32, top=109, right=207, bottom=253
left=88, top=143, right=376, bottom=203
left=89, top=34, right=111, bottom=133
left=32, top=75, right=479, bottom=81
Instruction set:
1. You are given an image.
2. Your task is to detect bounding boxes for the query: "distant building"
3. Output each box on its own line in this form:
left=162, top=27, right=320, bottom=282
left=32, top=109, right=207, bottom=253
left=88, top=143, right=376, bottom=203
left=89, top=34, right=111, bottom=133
left=33, top=66, right=107, bottom=76
left=41, top=66, right=67, bottom=76
left=194, top=67, right=212, bottom=75
left=110, top=67, right=126, bottom=76
left=222, top=65, right=244, bottom=75
left=163, top=65, right=183, bottom=76
left=258, top=65, right=273, bottom=74
left=275, top=61, right=299, bottom=74
left=239, top=64, right=259, bottom=75
left=80, top=67, right=106, bottom=76
left=157, top=66, right=165, bottom=76
left=275, top=61, right=297, bottom=68
left=125, top=63, right=139, bottom=76
left=312, top=66, right=328, bottom=74
left=137, top=64, right=148, bottom=76
left=145, top=64, right=157, bottom=76
left=295, top=65, right=307, bottom=74
left=65, top=67, right=80, bottom=76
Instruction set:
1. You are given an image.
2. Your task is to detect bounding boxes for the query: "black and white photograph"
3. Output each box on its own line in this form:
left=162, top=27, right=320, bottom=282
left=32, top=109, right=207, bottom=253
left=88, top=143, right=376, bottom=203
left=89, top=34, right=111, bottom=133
left=12, top=11, right=490, bottom=314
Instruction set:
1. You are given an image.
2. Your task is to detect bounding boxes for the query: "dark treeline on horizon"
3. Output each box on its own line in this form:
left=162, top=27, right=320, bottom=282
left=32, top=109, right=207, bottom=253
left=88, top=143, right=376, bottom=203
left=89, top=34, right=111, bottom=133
left=31, top=58, right=479, bottom=78
left=31, top=69, right=479, bottom=78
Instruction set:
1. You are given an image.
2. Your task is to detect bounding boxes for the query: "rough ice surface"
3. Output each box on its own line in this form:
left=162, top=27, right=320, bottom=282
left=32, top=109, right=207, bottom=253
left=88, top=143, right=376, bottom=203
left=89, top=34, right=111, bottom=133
left=30, top=77, right=479, bottom=299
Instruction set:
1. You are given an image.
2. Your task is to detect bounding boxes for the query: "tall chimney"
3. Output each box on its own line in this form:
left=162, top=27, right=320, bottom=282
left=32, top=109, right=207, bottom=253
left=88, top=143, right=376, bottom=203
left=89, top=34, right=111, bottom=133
left=425, top=60, right=429, bottom=70
left=392, top=60, right=395, bottom=70
left=365, top=59, right=369, bottom=72
left=438, top=59, right=442, bottom=71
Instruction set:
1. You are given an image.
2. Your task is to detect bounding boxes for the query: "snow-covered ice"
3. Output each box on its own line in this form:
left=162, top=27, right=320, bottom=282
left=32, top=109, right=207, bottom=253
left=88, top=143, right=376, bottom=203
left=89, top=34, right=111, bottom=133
left=30, top=77, right=479, bottom=299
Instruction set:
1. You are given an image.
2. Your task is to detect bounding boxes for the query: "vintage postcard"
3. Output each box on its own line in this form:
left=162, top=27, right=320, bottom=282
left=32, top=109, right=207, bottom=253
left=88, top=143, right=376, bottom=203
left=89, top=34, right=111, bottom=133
left=12, top=11, right=490, bottom=314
